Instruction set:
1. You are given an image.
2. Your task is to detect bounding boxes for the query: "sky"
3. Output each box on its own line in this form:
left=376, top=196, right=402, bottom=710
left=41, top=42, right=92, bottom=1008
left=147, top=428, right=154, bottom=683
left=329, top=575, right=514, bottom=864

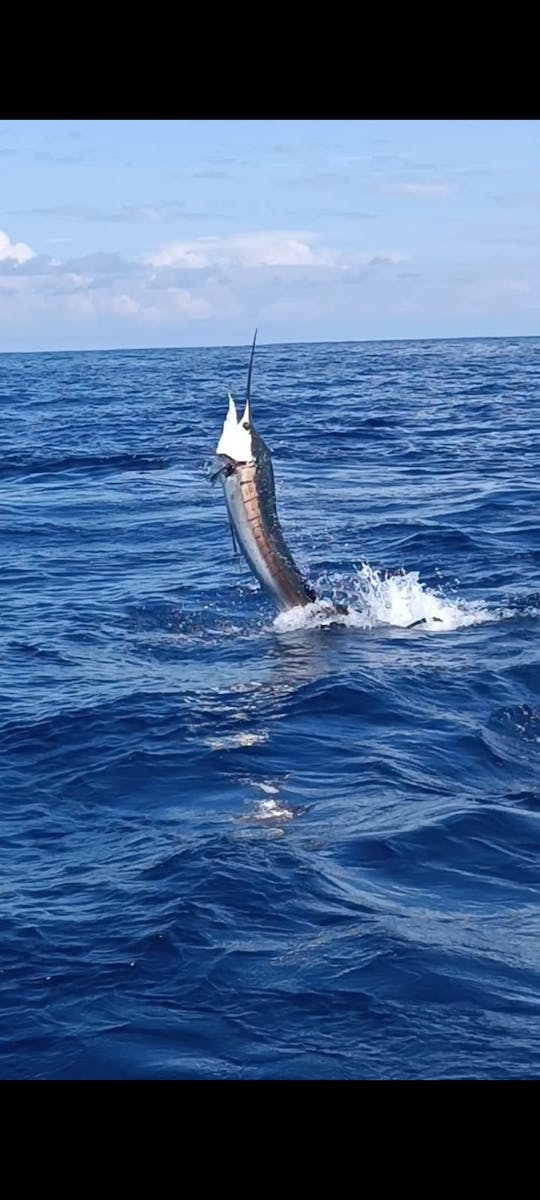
left=1, top=119, right=539, bottom=351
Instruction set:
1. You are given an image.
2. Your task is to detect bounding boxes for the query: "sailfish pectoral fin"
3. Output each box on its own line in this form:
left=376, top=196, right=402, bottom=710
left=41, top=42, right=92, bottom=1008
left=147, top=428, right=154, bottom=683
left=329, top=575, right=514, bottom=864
left=228, top=515, right=240, bottom=561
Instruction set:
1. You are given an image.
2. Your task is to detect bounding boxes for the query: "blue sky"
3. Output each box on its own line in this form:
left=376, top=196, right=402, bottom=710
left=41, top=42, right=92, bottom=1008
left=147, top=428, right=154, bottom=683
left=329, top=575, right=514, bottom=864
left=1, top=119, right=539, bottom=350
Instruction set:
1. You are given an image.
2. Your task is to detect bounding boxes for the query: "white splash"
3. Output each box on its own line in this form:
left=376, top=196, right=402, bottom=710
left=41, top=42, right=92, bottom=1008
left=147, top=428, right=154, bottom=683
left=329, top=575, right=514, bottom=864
left=250, top=799, right=294, bottom=821
left=274, top=563, right=491, bottom=634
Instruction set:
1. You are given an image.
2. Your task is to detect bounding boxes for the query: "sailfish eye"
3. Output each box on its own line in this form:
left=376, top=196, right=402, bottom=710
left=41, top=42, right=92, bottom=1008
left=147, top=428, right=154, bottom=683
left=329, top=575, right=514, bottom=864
left=243, top=422, right=250, bottom=430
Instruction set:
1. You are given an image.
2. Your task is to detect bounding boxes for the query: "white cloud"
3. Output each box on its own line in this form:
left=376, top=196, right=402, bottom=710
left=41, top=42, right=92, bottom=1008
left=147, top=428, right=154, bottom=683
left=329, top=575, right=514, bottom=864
left=360, top=251, right=409, bottom=266
left=261, top=297, right=318, bottom=322
left=101, top=293, right=141, bottom=316
left=0, top=221, right=416, bottom=341
left=387, top=182, right=452, bottom=198
left=0, top=228, right=35, bottom=264
left=64, top=294, right=95, bottom=318
left=157, top=288, right=213, bottom=318
left=64, top=272, right=94, bottom=288
left=145, top=230, right=339, bottom=270
left=25, top=219, right=540, bottom=348
left=62, top=287, right=212, bottom=324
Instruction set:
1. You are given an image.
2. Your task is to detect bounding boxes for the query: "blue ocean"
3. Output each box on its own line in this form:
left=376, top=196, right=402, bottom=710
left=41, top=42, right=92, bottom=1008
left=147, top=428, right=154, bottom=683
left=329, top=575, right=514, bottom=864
left=1, top=336, right=539, bottom=1080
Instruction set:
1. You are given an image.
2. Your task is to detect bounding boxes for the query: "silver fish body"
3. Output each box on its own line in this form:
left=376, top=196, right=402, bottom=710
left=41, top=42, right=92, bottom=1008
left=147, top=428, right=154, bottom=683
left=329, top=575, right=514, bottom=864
left=215, top=331, right=316, bottom=613
left=219, top=432, right=315, bottom=612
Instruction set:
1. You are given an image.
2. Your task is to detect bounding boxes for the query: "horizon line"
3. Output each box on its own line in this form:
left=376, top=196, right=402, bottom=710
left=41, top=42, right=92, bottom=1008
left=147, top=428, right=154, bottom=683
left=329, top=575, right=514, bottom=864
left=1, top=331, right=539, bottom=357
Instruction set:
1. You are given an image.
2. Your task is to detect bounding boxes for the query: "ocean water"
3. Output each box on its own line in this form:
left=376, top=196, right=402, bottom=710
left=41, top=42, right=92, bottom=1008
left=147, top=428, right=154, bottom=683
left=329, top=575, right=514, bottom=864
left=1, top=336, right=539, bottom=1080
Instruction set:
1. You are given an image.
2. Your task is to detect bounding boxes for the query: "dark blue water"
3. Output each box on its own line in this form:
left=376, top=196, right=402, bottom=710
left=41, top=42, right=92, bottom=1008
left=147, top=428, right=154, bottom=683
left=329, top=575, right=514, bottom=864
left=1, top=337, right=539, bottom=1079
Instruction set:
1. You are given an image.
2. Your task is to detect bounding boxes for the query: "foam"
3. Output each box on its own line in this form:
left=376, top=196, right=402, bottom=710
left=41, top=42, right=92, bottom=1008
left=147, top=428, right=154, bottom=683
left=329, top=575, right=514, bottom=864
left=274, top=563, right=492, bottom=634
left=250, top=799, right=295, bottom=821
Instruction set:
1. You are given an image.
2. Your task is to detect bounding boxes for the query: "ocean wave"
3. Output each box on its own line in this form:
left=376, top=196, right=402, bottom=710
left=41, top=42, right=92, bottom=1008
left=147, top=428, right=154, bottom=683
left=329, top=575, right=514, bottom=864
left=2, top=337, right=540, bottom=1081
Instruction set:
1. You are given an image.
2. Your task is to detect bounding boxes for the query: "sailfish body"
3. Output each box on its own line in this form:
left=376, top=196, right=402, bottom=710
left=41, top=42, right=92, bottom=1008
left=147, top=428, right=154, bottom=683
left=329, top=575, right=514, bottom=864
left=215, top=333, right=316, bottom=612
